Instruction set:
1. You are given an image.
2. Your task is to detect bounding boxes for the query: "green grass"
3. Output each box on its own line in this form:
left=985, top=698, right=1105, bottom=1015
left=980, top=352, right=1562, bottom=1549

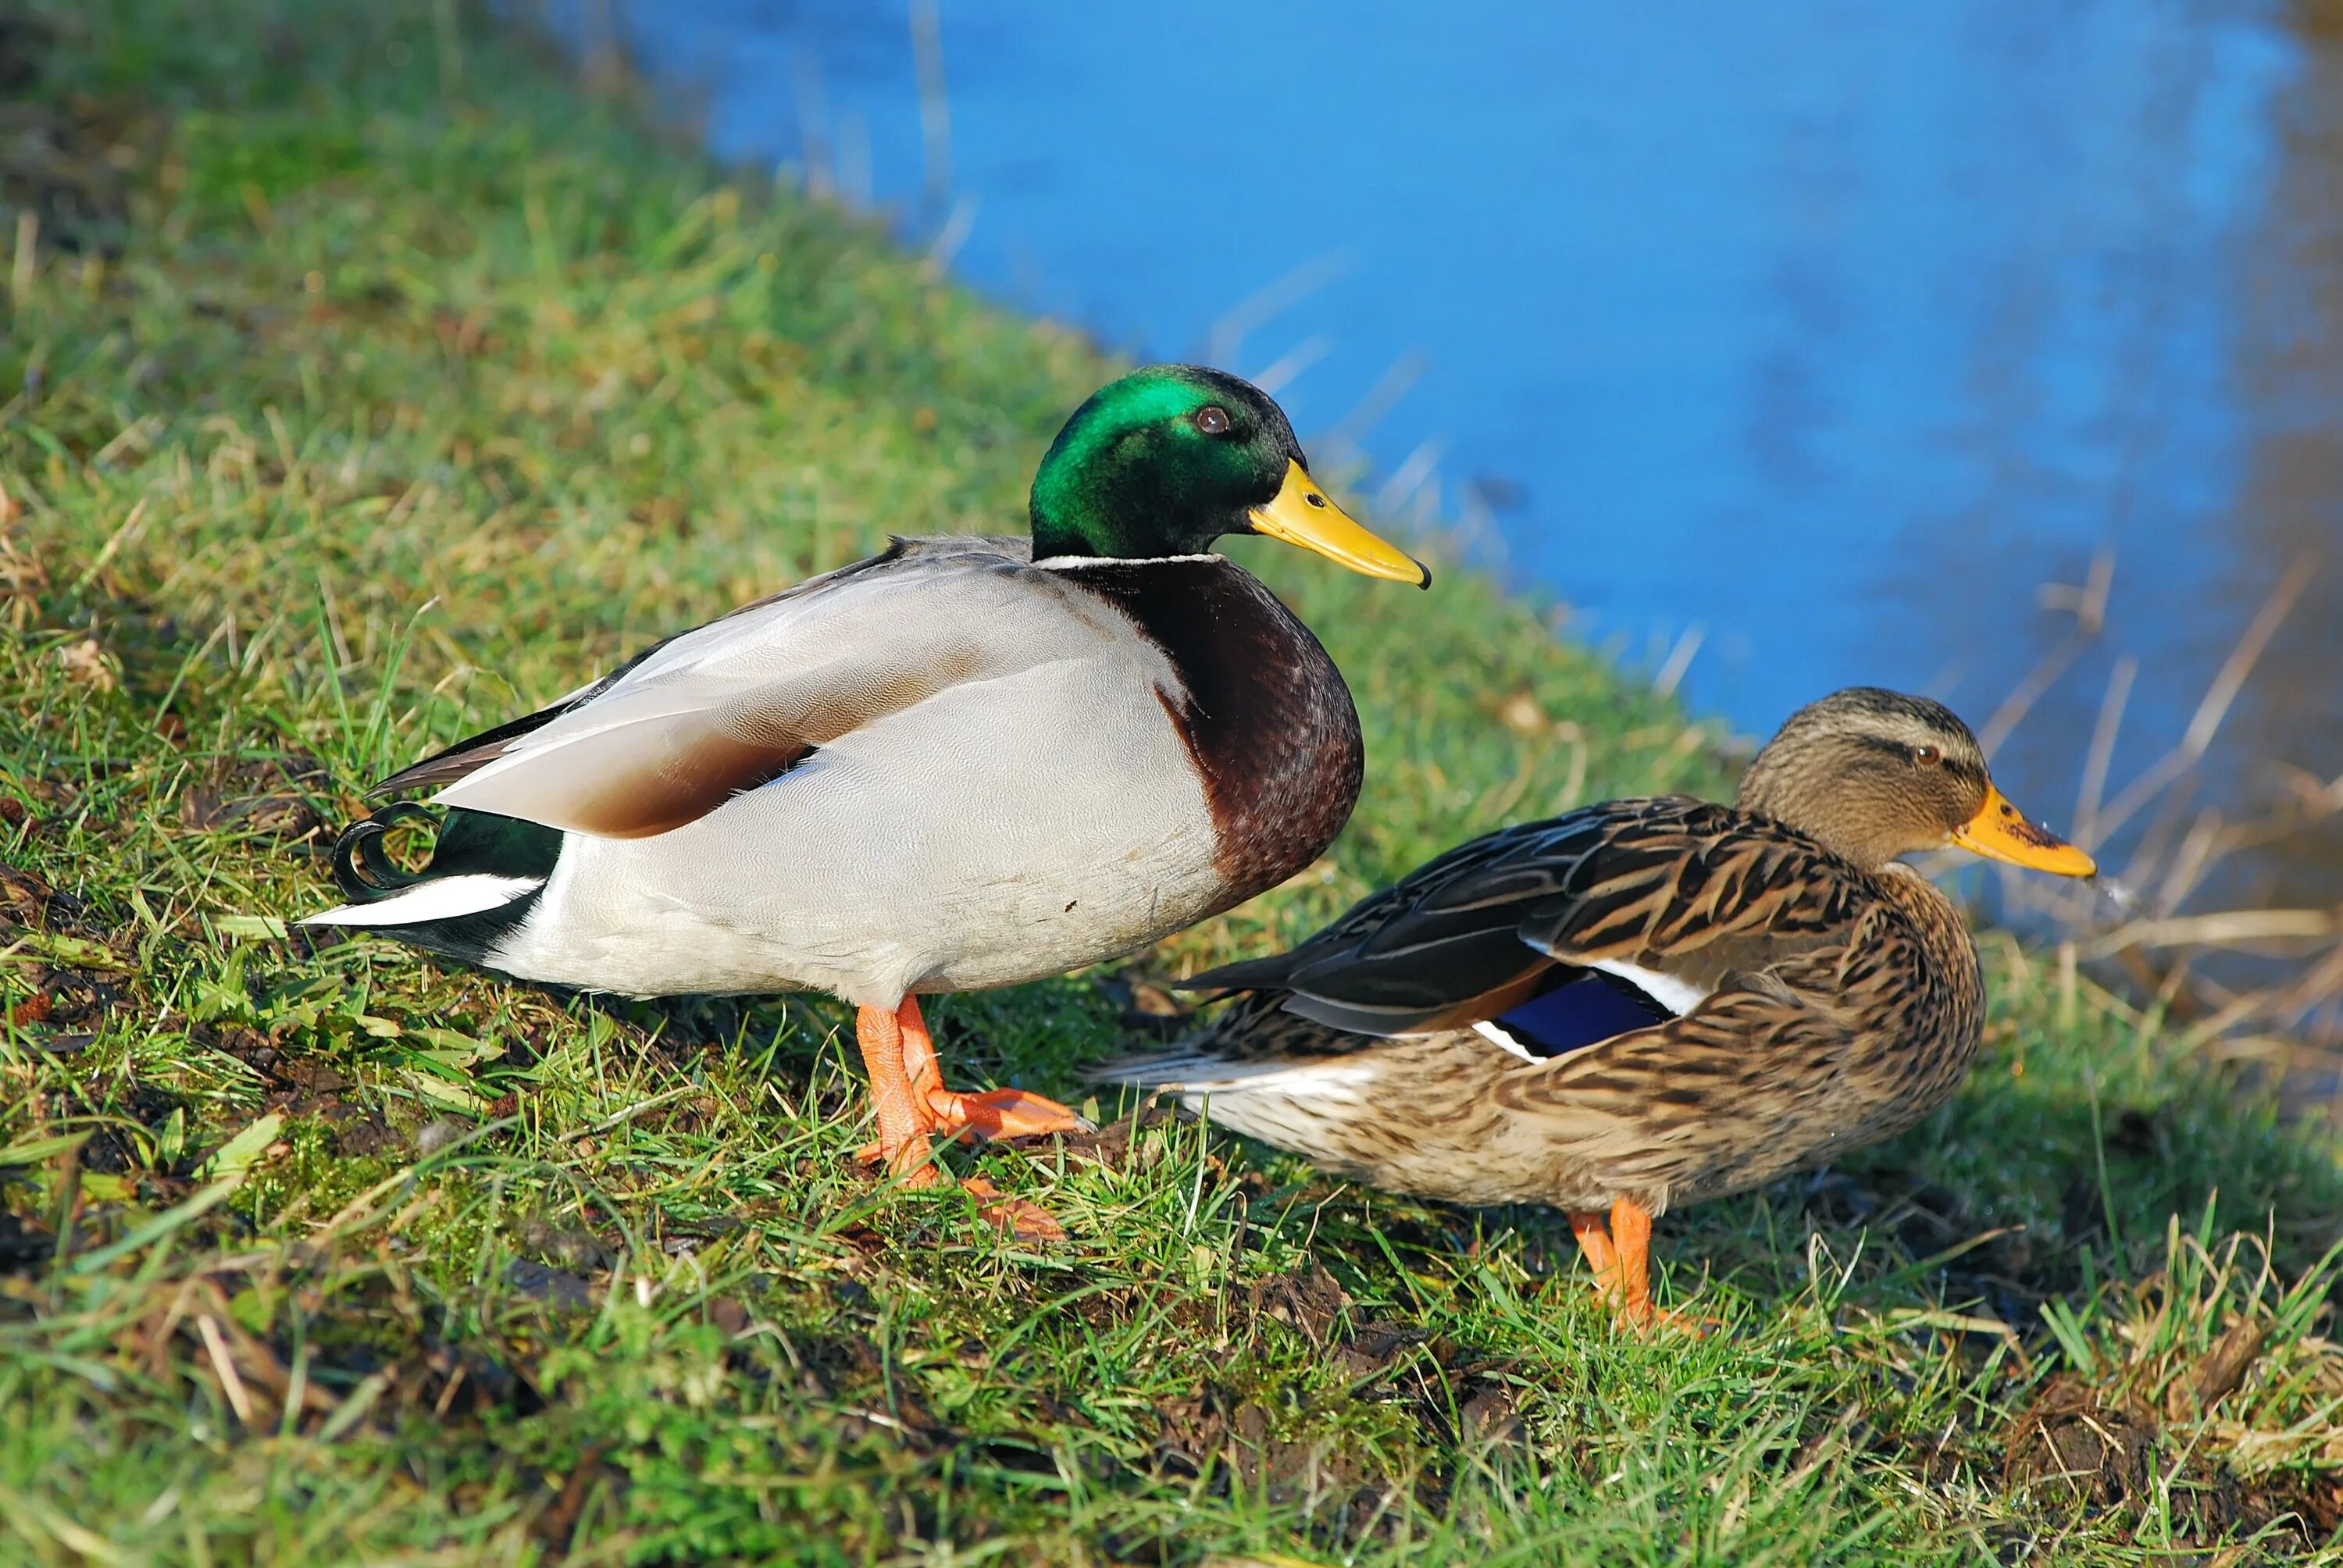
left=2, top=2, right=2340, bottom=1562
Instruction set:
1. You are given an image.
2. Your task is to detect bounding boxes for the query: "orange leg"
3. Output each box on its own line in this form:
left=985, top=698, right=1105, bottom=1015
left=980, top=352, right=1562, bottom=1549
left=1567, top=1197, right=1706, bottom=1336
left=854, top=1004, right=940, bottom=1186
left=895, top=996, right=1090, bottom=1144
left=851, top=997, right=1076, bottom=1242
left=1568, top=1209, right=1620, bottom=1293
left=1608, top=1195, right=1657, bottom=1328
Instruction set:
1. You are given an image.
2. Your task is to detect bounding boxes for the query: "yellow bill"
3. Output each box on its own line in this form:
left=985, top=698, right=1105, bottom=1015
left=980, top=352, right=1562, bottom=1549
left=1248, top=461, right=1430, bottom=588
left=1950, top=785, right=2098, bottom=877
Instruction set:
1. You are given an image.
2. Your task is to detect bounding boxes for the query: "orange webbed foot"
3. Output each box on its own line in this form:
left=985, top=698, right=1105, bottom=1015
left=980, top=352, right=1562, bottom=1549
left=929, top=1085, right=1092, bottom=1145
left=849, top=997, right=1075, bottom=1238
left=1571, top=1196, right=1713, bottom=1338
left=958, top=1174, right=1067, bottom=1243
left=1657, top=1306, right=1723, bottom=1337
left=1611, top=1299, right=1721, bottom=1338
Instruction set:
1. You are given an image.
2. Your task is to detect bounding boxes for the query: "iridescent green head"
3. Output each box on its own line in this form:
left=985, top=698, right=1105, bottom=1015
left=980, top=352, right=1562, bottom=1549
left=1028, top=365, right=1428, bottom=585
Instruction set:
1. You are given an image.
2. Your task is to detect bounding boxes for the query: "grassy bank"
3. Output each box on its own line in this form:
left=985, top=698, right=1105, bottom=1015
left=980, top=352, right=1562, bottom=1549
left=2, top=2, right=2340, bottom=1561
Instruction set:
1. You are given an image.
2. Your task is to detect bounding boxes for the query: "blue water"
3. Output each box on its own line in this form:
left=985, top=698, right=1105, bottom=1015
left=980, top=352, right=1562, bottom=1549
left=551, top=0, right=2343, bottom=913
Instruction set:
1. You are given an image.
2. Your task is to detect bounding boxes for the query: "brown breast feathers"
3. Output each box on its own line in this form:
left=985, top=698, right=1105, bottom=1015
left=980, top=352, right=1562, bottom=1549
left=1068, top=557, right=1364, bottom=902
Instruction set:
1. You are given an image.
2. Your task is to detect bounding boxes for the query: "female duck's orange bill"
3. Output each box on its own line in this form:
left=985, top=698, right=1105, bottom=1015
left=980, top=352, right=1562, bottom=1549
left=1950, top=785, right=2098, bottom=877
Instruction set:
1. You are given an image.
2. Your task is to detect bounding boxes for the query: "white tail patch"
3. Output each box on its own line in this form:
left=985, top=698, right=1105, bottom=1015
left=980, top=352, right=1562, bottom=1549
left=1109, top=1054, right=1385, bottom=1106
left=300, top=874, right=543, bottom=928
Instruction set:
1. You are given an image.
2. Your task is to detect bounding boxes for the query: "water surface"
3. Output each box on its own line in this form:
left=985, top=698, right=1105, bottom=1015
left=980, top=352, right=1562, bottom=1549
left=562, top=0, right=2343, bottom=975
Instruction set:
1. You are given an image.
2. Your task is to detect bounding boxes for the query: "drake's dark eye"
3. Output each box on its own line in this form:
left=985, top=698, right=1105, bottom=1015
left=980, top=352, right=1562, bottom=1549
left=1913, top=744, right=1943, bottom=766
left=1193, top=404, right=1232, bottom=436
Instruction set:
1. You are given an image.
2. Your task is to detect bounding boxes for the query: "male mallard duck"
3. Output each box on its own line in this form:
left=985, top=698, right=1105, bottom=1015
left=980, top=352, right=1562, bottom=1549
left=1103, top=689, right=2096, bottom=1325
left=305, top=365, right=1428, bottom=1237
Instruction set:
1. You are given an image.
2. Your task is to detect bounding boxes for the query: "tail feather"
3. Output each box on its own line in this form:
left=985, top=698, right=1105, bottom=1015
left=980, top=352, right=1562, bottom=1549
left=1086, top=1047, right=1225, bottom=1090
left=1091, top=1047, right=1387, bottom=1099
left=301, top=804, right=562, bottom=968
left=326, top=803, right=562, bottom=904
left=327, top=801, right=442, bottom=905
left=301, top=872, right=544, bottom=928
left=1090, top=987, right=1398, bottom=1103
left=1176, top=950, right=1302, bottom=994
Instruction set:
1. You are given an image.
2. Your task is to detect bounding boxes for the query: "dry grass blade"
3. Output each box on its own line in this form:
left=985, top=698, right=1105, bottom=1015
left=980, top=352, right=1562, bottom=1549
left=1979, top=551, right=2112, bottom=757
left=1985, top=552, right=2343, bottom=1096
left=2070, top=654, right=2136, bottom=853
left=2092, top=556, right=2316, bottom=850
left=2074, top=911, right=2343, bottom=960
left=194, top=1313, right=254, bottom=1424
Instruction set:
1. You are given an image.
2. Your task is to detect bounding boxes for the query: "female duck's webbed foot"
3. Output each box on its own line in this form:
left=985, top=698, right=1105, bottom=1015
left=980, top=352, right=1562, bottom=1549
left=851, top=998, right=1078, bottom=1242
left=1568, top=1196, right=1714, bottom=1337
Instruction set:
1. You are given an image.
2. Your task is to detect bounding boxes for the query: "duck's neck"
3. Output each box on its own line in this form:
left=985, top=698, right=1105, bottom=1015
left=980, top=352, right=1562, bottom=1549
left=1735, top=779, right=1926, bottom=871
left=1029, top=502, right=1214, bottom=564
left=1028, top=444, right=1226, bottom=561
left=1866, top=863, right=1985, bottom=1084
left=1027, top=500, right=1114, bottom=561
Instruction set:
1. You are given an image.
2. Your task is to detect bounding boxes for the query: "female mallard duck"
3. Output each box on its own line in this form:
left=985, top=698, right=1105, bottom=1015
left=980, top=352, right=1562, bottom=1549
left=1103, top=689, right=2096, bottom=1326
left=304, top=365, right=1428, bottom=1237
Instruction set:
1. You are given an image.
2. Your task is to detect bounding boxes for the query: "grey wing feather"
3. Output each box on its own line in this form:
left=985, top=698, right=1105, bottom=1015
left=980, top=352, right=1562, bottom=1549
left=374, top=537, right=1133, bottom=840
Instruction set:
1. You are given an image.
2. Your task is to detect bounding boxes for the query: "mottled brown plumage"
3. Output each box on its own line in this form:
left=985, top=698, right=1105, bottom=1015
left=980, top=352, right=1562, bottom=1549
left=1103, top=688, right=2098, bottom=1329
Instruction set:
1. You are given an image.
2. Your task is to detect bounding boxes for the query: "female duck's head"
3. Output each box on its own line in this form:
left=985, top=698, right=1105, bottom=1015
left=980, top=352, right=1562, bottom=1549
left=1736, top=687, right=2099, bottom=878
left=1029, top=365, right=1429, bottom=586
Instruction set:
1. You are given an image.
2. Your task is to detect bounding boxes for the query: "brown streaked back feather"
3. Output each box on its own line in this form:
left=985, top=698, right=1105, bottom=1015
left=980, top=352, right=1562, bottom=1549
left=1180, top=811, right=1604, bottom=1004
left=1186, top=797, right=1870, bottom=1036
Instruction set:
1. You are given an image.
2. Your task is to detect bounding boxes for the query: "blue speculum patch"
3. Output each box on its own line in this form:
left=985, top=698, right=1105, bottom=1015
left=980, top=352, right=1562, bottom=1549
left=1493, top=971, right=1674, bottom=1058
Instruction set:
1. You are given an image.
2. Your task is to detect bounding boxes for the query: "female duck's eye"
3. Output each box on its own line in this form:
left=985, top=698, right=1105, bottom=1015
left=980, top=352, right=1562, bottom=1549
left=1913, top=744, right=1943, bottom=766
left=1194, top=404, right=1232, bottom=436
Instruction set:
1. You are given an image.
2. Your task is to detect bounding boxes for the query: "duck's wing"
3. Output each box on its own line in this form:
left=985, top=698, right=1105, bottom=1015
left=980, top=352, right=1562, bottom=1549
left=1181, top=811, right=1604, bottom=1031
left=1186, top=798, right=1865, bottom=1041
left=373, top=536, right=1128, bottom=839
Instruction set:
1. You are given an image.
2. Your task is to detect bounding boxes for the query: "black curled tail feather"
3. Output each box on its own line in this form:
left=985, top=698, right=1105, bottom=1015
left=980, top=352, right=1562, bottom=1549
left=330, top=804, right=565, bottom=903
left=330, top=803, right=444, bottom=903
